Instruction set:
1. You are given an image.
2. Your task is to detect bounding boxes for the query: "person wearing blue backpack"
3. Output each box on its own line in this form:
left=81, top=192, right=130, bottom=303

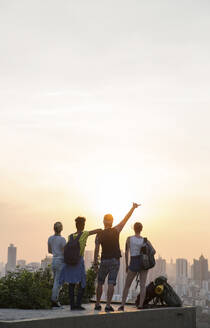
left=60, top=217, right=101, bottom=311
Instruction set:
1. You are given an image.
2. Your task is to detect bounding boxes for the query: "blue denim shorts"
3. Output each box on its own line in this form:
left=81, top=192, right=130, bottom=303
left=129, top=255, right=141, bottom=273
left=98, top=258, right=120, bottom=286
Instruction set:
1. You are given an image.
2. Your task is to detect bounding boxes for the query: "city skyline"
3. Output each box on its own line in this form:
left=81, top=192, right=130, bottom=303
left=1, top=247, right=209, bottom=308
left=1, top=242, right=209, bottom=267
left=0, top=251, right=209, bottom=322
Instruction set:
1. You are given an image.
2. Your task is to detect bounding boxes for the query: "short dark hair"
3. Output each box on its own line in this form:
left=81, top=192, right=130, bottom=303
left=134, top=222, right=143, bottom=234
left=54, top=221, right=63, bottom=233
left=75, top=216, right=86, bottom=231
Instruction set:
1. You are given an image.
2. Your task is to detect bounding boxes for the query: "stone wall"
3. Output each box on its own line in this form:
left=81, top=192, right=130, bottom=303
left=0, top=307, right=196, bottom=328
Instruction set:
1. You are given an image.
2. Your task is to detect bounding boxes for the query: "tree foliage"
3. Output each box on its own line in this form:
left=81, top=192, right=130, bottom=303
left=0, top=266, right=96, bottom=309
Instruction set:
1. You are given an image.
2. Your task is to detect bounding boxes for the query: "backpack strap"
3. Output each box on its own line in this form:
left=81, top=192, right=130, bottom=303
left=143, top=237, right=147, bottom=244
left=69, top=232, right=83, bottom=242
left=75, top=232, right=83, bottom=241
left=69, top=234, right=74, bottom=242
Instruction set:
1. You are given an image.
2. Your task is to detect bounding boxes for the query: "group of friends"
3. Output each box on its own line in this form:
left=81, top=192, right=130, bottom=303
left=48, top=202, right=155, bottom=312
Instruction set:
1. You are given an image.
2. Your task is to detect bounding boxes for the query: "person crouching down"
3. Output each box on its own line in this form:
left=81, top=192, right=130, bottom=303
left=118, top=222, right=155, bottom=311
left=59, top=217, right=101, bottom=310
left=48, top=221, right=66, bottom=308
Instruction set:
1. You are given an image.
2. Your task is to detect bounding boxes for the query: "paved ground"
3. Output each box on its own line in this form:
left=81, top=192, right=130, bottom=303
left=0, top=303, right=138, bottom=321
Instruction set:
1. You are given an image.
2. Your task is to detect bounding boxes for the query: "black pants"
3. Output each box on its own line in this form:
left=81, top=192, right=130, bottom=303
left=69, top=283, right=85, bottom=308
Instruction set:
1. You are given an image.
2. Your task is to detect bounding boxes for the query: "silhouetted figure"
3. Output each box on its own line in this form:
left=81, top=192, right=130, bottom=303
left=118, top=222, right=155, bottom=311
left=94, top=202, right=140, bottom=312
left=60, top=217, right=101, bottom=310
left=48, top=221, right=66, bottom=308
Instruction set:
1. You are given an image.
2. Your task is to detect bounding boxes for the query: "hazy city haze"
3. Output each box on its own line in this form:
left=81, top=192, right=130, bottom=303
left=0, top=0, right=210, bottom=263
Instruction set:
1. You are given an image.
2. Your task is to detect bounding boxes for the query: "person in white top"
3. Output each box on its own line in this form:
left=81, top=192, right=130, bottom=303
left=48, top=221, right=66, bottom=307
left=118, top=222, right=154, bottom=311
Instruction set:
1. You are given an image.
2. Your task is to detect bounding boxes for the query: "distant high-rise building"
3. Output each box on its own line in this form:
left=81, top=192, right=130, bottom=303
left=149, top=256, right=166, bottom=282
left=175, top=258, right=188, bottom=296
left=188, top=261, right=192, bottom=279
left=192, top=255, right=208, bottom=284
left=6, top=244, right=17, bottom=272
left=0, top=262, right=4, bottom=271
left=166, top=259, right=176, bottom=282
left=176, top=258, right=188, bottom=283
left=192, top=259, right=200, bottom=282
left=199, top=255, right=208, bottom=281
left=0, top=262, right=5, bottom=277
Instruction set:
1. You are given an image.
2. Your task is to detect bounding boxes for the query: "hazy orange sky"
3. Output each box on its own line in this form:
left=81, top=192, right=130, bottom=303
left=0, top=0, right=210, bottom=264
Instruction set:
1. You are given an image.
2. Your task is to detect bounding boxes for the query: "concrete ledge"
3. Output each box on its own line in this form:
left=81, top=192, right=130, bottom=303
left=0, top=306, right=196, bottom=328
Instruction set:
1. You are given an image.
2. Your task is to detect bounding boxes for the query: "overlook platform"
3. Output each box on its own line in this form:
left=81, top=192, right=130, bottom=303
left=0, top=304, right=196, bottom=328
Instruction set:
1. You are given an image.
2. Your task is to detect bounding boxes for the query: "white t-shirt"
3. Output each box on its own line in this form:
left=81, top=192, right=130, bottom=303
left=129, top=236, right=144, bottom=256
left=48, top=235, right=66, bottom=259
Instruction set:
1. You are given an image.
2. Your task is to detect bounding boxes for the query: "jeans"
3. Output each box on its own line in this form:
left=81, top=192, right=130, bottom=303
left=52, top=257, right=65, bottom=302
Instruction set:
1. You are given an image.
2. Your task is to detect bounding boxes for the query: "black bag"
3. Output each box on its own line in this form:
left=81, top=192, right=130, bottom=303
left=136, top=281, right=156, bottom=307
left=64, top=233, right=82, bottom=265
left=135, top=276, right=182, bottom=308
left=154, top=276, right=182, bottom=307
left=139, top=238, right=156, bottom=270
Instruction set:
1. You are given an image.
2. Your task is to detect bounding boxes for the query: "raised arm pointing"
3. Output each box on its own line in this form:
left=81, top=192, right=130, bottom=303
left=115, top=202, right=141, bottom=233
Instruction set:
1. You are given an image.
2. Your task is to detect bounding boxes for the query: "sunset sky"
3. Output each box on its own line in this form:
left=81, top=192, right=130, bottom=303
left=0, top=0, right=210, bottom=264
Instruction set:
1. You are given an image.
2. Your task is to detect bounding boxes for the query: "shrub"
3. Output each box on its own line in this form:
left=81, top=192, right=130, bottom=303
left=0, top=268, right=53, bottom=309
left=0, top=265, right=96, bottom=309
left=84, top=266, right=97, bottom=302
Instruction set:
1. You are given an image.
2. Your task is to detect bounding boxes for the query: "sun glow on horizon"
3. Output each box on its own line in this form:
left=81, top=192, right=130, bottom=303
left=1, top=0, right=210, bottom=264
left=71, top=167, right=147, bottom=225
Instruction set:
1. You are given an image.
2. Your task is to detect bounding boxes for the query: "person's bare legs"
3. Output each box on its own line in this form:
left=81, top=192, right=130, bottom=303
left=95, top=284, right=103, bottom=306
left=121, top=270, right=137, bottom=307
left=138, top=270, right=148, bottom=308
left=107, top=284, right=114, bottom=307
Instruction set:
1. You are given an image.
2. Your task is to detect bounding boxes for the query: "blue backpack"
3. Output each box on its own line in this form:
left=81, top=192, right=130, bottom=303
left=64, top=233, right=82, bottom=265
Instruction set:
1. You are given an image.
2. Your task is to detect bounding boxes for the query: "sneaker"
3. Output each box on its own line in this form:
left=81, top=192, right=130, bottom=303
left=51, top=301, right=61, bottom=308
left=105, top=305, right=114, bottom=312
left=76, top=305, right=86, bottom=310
left=118, top=305, right=124, bottom=311
left=95, top=304, right=102, bottom=311
left=137, top=306, right=144, bottom=310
